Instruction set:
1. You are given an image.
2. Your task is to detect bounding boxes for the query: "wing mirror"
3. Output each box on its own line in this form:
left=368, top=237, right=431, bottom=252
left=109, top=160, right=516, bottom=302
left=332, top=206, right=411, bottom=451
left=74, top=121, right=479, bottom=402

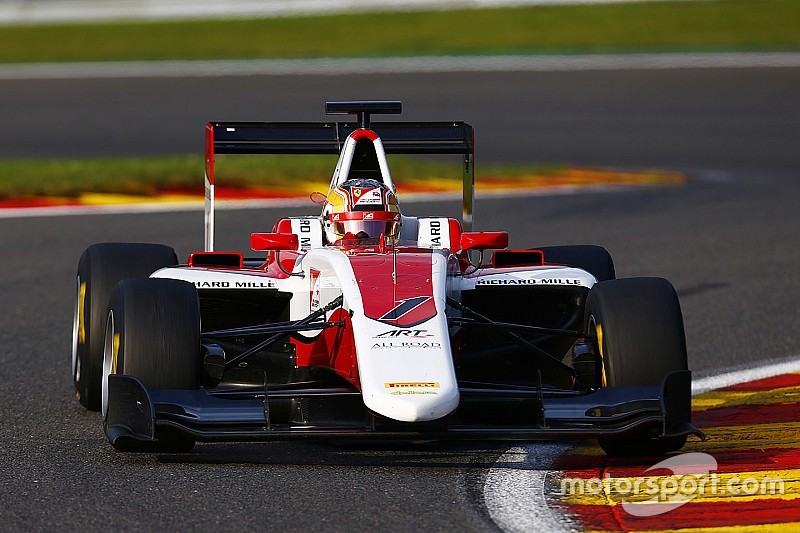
left=460, top=231, right=509, bottom=252
left=310, top=191, right=327, bottom=205
left=250, top=233, right=299, bottom=252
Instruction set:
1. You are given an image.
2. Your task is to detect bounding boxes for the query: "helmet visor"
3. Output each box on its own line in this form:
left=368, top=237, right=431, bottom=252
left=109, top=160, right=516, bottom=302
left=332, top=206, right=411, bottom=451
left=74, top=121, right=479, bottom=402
left=329, top=211, right=401, bottom=239
left=332, top=220, right=400, bottom=238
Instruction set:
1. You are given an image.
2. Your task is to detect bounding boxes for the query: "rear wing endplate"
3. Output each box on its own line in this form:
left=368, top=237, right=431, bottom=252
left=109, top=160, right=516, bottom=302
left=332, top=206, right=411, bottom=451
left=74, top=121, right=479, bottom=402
left=204, top=120, right=474, bottom=251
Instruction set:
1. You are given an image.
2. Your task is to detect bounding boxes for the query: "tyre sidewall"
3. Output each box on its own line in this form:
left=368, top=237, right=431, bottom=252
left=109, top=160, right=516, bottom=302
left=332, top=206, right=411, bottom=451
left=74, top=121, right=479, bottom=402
left=108, top=278, right=200, bottom=391
left=537, top=245, right=616, bottom=282
left=585, top=277, right=687, bottom=387
left=585, top=278, right=690, bottom=456
left=74, top=243, right=177, bottom=410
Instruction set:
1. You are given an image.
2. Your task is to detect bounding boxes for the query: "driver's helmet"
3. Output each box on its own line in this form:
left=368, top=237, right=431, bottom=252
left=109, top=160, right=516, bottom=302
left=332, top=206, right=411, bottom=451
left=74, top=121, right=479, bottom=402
left=322, top=178, right=401, bottom=243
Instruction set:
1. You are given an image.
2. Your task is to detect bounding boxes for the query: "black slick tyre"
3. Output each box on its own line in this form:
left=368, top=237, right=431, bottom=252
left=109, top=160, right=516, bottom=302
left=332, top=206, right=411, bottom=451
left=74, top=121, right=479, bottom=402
left=103, top=278, right=200, bottom=452
left=72, top=243, right=177, bottom=411
left=584, top=277, right=689, bottom=457
left=537, top=245, right=615, bottom=282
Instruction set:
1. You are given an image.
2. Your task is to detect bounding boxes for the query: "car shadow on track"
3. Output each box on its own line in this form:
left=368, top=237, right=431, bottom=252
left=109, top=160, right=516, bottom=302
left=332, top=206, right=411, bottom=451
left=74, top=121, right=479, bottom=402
left=120, top=440, right=556, bottom=470
left=676, top=281, right=729, bottom=298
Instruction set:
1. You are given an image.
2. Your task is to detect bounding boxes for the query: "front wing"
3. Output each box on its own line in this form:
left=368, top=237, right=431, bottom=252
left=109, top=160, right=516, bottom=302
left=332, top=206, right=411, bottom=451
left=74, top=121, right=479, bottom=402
left=105, top=370, right=700, bottom=450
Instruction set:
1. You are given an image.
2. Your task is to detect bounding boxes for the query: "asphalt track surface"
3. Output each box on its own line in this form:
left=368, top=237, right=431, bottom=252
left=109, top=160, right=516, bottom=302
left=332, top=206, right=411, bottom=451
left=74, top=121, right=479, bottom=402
left=1, top=67, right=799, bottom=530
left=1, top=66, right=799, bottom=172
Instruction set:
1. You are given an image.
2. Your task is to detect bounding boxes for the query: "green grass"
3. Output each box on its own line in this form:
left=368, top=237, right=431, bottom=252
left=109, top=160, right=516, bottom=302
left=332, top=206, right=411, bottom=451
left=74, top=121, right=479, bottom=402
left=0, top=0, right=798, bottom=63
left=0, top=1, right=788, bottom=197
left=0, top=155, right=562, bottom=199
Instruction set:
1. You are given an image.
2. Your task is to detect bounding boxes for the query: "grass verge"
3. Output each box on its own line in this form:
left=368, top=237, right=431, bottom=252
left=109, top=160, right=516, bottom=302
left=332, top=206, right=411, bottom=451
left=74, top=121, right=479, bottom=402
left=0, top=154, right=567, bottom=199
left=0, top=0, right=798, bottom=63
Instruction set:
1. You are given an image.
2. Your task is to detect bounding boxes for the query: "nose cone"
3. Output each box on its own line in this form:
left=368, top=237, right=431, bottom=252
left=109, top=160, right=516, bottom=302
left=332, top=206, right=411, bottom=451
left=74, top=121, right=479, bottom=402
left=365, top=382, right=460, bottom=422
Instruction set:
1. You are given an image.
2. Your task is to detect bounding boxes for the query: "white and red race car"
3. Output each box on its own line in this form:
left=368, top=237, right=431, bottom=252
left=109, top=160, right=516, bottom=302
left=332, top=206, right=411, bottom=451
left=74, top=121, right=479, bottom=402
left=72, top=101, right=702, bottom=456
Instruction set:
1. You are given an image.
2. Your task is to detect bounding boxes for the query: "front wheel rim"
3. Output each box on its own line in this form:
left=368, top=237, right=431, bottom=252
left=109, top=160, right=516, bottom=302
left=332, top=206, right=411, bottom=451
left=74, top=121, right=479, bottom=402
left=71, top=276, right=82, bottom=383
left=588, top=314, right=607, bottom=387
left=101, top=310, right=117, bottom=418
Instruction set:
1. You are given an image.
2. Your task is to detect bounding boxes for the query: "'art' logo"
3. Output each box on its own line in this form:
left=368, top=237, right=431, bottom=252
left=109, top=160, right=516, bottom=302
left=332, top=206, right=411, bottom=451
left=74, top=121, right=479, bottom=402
left=376, top=296, right=436, bottom=327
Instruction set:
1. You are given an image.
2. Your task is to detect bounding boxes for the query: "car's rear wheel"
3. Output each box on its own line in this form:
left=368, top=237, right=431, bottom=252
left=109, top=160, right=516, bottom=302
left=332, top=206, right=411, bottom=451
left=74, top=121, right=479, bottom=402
left=73, top=243, right=177, bottom=411
left=103, top=278, right=200, bottom=452
left=585, top=277, right=689, bottom=457
left=537, top=245, right=615, bottom=282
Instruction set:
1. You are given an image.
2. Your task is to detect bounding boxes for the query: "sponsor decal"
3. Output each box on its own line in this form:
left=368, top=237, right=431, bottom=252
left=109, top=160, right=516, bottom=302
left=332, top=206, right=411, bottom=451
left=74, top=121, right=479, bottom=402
left=353, top=188, right=362, bottom=197
left=430, top=220, right=442, bottom=248
left=385, top=382, right=440, bottom=389
left=233, top=281, right=274, bottom=288
left=293, top=218, right=315, bottom=250
left=354, top=252, right=436, bottom=327
left=194, top=280, right=275, bottom=289
left=429, top=219, right=442, bottom=246
left=372, top=341, right=442, bottom=349
left=309, top=268, right=321, bottom=310
left=376, top=296, right=436, bottom=327
left=418, top=218, right=450, bottom=249
left=475, top=278, right=583, bottom=286
left=539, top=278, right=582, bottom=285
left=373, top=329, right=434, bottom=339
left=476, top=278, right=537, bottom=286
left=391, top=391, right=438, bottom=396
left=355, top=189, right=383, bottom=206
left=195, top=281, right=230, bottom=288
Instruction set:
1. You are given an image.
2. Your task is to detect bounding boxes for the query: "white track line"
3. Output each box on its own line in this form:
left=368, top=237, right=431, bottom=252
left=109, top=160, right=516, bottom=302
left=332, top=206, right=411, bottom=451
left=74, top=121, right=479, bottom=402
left=0, top=1, right=727, bottom=25
left=484, top=355, right=800, bottom=532
left=692, top=357, right=800, bottom=394
left=484, top=443, right=576, bottom=533
left=1, top=53, right=799, bottom=80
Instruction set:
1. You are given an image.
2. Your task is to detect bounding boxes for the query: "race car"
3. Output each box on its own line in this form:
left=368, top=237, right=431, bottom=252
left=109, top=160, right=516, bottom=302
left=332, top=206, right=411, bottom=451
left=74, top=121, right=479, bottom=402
left=72, top=101, right=702, bottom=456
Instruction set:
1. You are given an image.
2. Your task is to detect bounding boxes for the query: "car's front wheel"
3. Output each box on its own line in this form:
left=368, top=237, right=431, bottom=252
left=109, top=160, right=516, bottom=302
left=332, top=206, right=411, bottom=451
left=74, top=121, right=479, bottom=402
left=537, top=245, right=615, bottom=282
left=584, top=277, right=689, bottom=457
left=103, top=278, right=200, bottom=452
left=73, top=243, right=177, bottom=411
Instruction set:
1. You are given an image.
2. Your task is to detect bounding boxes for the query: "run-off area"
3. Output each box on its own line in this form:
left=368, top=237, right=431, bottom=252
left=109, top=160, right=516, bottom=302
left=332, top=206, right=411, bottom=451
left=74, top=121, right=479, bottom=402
left=485, top=359, right=800, bottom=532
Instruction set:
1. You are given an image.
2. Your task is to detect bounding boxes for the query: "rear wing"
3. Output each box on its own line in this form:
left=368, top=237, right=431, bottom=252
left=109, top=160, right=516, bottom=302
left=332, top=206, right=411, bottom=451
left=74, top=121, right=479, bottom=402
left=204, top=103, right=474, bottom=251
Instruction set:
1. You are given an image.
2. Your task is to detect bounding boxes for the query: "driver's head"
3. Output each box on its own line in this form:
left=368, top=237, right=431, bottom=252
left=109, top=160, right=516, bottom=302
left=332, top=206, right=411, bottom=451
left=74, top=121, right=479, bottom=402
left=322, top=179, right=401, bottom=243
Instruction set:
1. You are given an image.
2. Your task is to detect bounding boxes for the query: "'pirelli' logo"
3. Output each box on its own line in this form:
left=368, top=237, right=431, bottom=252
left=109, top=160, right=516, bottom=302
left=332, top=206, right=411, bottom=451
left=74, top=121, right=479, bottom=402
left=384, top=382, right=440, bottom=389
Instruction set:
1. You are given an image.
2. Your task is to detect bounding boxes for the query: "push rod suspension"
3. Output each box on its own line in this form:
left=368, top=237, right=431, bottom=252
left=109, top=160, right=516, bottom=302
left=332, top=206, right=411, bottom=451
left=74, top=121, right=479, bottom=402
left=225, top=295, right=344, bottom=369
left=204, top=320, right=342, bottom=339
left=446, top=297, right=576, bottom=377
left=449, top=317, right=592, bottom=339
